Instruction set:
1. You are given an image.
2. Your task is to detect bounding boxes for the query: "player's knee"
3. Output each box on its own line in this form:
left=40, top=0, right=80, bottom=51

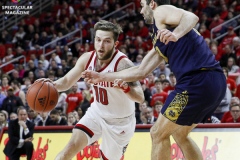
left=150, top=124, right=169, bottom=142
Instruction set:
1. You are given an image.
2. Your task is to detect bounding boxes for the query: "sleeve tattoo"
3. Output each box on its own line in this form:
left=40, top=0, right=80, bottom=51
left=116, top=58, right=141, bottom=87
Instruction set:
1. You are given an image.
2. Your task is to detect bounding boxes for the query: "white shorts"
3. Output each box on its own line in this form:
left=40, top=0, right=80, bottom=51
left=75, top=107, right=136, bottom=160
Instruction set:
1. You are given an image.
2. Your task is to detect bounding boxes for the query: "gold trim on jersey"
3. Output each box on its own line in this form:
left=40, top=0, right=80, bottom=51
left=163, top=90, right=188, bottom=122
left=152, top=32, right=168, bottom=62
left=155, top=46, right=168, bottom=63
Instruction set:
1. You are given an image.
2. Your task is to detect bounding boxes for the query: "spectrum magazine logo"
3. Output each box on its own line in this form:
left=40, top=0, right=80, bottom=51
left=12, top=0, right=20, bottom=3
left=2, top=0, right=33, bottom=15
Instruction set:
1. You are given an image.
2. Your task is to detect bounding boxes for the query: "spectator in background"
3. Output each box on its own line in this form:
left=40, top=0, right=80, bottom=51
left=199, top=23, right=210, bottom=39
left=3, top=107, right=35, bottom=160
left=153, top=61, right=171, bottom=79
left=140, top=79, right=152, bottom=106
left=219, top=26, right=237, bottom=49
left=222, top=67, right=237, bottom=96
left=220, top=44, right=236, bottom=67
left=23, top=60, right=37, bottom=79
left=161, top=79, right=170, bottom=90
left=223, top=12, right=238, bottom=31
left=1, top=30, right=13, bottom=44
left=50, top=53, right=61, bottom=66
left=11, top=27, right=26, bottom=45
left=126, top=22, right=137, bottom=40
left=0, top=86, right=6, bottom=109
left=147, top=72, right=157, bottom=91
left=27, top=71, right=35, bottom=84
left=227, top=57, right=239, bottom=73
left=65, top=83, right=83, bottom=114
left=209, top=14, right=224, bottom=36
left=28, top=109, right=42, bottom=126
left=153, top=101, right=163, bottom=119
left=49, top=109, right=68, bottom=125
left=39, top=54, right=49, bottom=71
left=38, top=112, right=53, bottom=126
left=222, top=104, right=240, bottom=123
left=0, top=110, right=8, bottom=131
left=22, top=78, right=32, bottom=95
left=2, top=48, right=14, bottom=63
left=137, top=20, right=149, bottom=39
left=55, top=92, right=67, bottom=114
left=142, top=107, right=157, bottom=124
left=13, top=47, right=24, bottom=63
left=213, top=87, right=231, bottom=120
left=57, top=1, right=74, bottom=19
left=2, top=87, right=24, bottom=115
left=67, top=112, right=78, bottom=126
left=10, top=70, right=23, bottom=84
left=163, top=72, right=176, bottom=95
left=76, top=106, right=83, bottom=120
left=150, top=79, right=168, bottom=106
left=9, top=112, right=18, bottom=120
left=11, top=80, right=26, bottom=106
left=134, top=54, right=143, bottom=66
left=79, top=90, right=91, bottom=116
left=1, top=74, right=10, bottom=94
left=233, top=37, right=240, bottom=61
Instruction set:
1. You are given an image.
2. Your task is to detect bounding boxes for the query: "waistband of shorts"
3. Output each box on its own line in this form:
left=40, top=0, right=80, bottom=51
left=103, top=113, right=135, bottom=121
left=185, top=68, right=223, bottom=76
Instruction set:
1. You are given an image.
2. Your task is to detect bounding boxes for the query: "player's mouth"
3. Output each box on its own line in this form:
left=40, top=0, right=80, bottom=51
left=98, top=50, right=104, bottom=55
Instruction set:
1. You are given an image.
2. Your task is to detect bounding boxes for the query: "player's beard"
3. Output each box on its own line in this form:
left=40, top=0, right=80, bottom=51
left=97, top=45, right=114, bottom=61
left=144, top=6, right=154, bottom=24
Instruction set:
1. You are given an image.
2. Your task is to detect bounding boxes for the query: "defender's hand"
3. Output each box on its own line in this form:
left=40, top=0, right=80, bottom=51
left=157, top=29, right=179, bottom=45
left=82, top=70, right=103, bottom=84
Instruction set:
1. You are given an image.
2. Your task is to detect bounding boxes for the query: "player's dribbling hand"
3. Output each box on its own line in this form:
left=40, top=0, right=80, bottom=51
left=35, top=78, right=53, bottom=83
left=35, top=78, right=56, bottom=86
left=113, top=79, right=128, bottom=89
left=157, top=29, right=179, bottom=45
left=82, top=70, right=103, bottom=84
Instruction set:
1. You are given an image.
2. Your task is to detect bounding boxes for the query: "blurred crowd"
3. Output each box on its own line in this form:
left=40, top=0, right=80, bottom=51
left=1, top=0, right=240, bottom=131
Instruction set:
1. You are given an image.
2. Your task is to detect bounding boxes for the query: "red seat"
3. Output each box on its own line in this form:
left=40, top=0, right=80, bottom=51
left=4, top=43, right=14, bottom=49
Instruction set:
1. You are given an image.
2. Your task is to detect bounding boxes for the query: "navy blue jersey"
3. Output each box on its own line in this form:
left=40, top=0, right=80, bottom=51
left=151, top=21, right=222, bottom=81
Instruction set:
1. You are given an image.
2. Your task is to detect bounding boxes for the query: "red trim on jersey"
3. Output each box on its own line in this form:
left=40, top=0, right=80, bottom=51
left=114, top=55, right=127, bottom=72
left=74, top=124, right=94, bottom=138
left=96, top=50, right=118, bottom=72
left=100, top=150, right=109, bottom=160
left=85, top=51, right=95, bottom=70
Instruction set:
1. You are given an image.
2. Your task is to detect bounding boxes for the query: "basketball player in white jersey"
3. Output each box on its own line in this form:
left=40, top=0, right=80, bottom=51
left=38, top=20, right=144, bottom=160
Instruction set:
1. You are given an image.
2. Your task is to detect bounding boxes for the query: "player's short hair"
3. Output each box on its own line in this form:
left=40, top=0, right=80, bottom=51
left=146, top=0, right=170, bottom=5
left=94, top=20, right=123, bottom=42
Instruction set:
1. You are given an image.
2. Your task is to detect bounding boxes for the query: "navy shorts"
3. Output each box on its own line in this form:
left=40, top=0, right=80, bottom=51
left=161, top=70, right=226, bottom=126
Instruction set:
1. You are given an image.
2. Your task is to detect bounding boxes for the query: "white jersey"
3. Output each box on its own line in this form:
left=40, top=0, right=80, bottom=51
left=85, top=50, right=135, bottom=119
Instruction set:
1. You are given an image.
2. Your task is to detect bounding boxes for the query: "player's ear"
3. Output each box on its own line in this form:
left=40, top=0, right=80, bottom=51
left=114, top=41, right=119, bottom=48
left=149, top=0, right=156, bottom=9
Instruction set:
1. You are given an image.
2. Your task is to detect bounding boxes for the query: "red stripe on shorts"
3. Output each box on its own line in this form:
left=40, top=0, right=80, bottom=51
left=100, top=150, right=109, bottom=160
left=74, top=124, right=94, bottom=138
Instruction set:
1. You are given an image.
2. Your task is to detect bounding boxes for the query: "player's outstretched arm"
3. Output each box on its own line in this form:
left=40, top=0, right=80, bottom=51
left=155, top=5, right=199, bottom=44
left=114, top=58, right=145, bottom=103
left=82, top=48, right=163, bottom=83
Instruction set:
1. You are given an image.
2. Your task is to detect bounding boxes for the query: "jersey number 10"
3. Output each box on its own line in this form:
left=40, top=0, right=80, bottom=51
left=93, top=86, right=109, bottom=105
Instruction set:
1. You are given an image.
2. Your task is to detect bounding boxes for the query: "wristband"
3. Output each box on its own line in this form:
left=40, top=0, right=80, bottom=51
left=122, top=86, right=130, bottom=93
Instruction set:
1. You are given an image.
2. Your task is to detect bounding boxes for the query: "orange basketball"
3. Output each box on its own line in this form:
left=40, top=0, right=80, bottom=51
left=26, top=80, right=59, bottom=112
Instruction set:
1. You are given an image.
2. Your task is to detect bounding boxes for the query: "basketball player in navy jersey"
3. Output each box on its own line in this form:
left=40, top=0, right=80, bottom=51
left=38, top=20, right=144, bottom=160
left=82, top=0, right=226, bottom=159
